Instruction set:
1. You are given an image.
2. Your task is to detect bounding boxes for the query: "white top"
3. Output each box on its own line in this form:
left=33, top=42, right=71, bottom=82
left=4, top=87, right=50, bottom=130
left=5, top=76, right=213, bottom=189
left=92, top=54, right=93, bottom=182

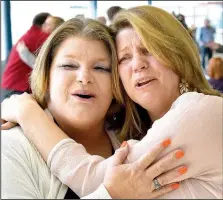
left=46, top=92, right=223, bottom=198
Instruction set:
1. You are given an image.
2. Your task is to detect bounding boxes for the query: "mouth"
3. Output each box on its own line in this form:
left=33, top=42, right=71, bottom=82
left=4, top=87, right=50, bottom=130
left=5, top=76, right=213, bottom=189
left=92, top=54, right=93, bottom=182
left=72, top=90, right=96, bottom=100
left=135, top=78, right=156, bottom=88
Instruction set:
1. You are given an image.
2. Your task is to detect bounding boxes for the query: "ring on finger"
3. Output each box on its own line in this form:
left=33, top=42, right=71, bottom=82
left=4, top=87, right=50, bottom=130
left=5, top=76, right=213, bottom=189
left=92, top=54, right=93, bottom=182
left=153, top=178, right=162, bottom=190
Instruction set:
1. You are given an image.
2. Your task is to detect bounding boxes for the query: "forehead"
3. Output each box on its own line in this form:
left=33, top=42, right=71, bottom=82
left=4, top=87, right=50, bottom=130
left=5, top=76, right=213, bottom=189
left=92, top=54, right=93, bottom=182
left=54, top=36, right=110, bottom=61
left=116, top=28, right=143, bottom=52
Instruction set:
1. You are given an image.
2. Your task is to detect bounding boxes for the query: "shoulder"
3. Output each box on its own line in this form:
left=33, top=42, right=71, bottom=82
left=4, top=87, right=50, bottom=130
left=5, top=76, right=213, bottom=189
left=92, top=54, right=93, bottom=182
left=153, top=92, right=223, bottom=135
left=171, top=92, right=222, bottom=112
left=2, top=126, right=43, bottom=164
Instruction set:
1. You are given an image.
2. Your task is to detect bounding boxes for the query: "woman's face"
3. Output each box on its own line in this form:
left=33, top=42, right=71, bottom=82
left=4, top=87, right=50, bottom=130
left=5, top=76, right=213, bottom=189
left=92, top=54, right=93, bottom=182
left=116, top=28, right=180, bottom=120
left=47, top=36, right=113, bottom=128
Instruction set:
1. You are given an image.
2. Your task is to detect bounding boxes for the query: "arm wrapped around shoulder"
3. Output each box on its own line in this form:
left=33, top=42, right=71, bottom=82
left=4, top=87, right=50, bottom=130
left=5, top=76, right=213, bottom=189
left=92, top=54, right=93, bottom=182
left=127, top=92, right=223, bottom=186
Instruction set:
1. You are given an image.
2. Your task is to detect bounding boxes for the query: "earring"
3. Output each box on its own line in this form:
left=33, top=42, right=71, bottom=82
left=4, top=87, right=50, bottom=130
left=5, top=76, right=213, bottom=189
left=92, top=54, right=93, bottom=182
left=179, top=79, right=189, bottom=94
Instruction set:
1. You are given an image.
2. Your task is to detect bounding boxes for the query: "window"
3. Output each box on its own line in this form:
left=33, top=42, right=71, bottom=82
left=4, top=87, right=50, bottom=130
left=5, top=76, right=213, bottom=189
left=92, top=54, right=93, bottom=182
left=10, top=1, right=92, bottom=44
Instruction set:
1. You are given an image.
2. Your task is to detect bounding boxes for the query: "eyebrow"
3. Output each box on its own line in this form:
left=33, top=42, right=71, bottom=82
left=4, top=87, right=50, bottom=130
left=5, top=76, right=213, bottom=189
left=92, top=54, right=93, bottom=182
left=61, top=55, right=110, bottom=64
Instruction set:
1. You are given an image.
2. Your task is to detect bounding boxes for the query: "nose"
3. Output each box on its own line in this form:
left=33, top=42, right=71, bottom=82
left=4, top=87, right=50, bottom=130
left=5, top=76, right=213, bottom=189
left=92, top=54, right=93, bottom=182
left=132, top=54, right=148, bottom=73
left=76, top=69, right=93, bottom=85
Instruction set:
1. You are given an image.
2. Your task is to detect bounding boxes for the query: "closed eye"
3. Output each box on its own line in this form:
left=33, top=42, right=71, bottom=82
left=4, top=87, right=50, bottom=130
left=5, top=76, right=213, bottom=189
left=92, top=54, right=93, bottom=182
left=59, top=64, right=78, bottom=70
left=94, top=66, right=111, bottom=73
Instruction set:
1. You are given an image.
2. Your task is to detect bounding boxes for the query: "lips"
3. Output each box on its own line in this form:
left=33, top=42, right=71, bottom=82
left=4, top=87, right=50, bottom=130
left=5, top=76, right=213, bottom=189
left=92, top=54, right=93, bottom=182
left=135, top=77, right=156, bottom=88
left=72, top=90, right=96, bottom=99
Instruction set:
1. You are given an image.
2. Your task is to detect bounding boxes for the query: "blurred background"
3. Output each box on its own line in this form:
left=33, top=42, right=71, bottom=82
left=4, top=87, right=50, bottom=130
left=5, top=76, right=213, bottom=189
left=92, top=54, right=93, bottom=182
left=1, top=1, right=222, bottom=60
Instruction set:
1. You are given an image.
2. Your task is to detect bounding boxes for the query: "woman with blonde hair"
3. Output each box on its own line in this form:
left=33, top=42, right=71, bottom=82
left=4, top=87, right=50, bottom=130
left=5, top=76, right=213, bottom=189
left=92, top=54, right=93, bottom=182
left=207, top=57, right=223, bottom=93
left=2, top=5, right=223, bottom=199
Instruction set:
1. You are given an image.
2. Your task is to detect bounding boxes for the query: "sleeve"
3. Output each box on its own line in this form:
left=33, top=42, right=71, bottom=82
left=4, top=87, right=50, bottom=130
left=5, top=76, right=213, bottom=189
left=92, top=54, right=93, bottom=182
left=81, top=184, right=112, bottom=199
left=126, top=93, right=223, bottom=185
left=2, top=128, right=44, bottom=198
left=1, top=127, right=67, bottom=199
left=47, top=138, right=113, bottom=197
left=16, top=42, right=36, bottom=68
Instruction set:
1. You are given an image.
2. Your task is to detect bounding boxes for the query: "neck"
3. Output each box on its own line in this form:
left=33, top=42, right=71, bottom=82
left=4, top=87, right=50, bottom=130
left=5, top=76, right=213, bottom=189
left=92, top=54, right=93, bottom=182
left=148, top=104, right=171, bottom=122
left=55, top=120, right=113, bottom=157
left=57, top=120, right=106, bottom=142
left=148, top=93, right=180, bottom=122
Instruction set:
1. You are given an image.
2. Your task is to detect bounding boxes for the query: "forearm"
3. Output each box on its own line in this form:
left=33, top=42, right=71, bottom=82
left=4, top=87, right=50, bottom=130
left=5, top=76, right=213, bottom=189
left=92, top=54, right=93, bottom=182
left=17, top=45, right=36, bottom=68
left=17, top=102, right=69, bottom=161
left=48, top=138, right=112, bottom=197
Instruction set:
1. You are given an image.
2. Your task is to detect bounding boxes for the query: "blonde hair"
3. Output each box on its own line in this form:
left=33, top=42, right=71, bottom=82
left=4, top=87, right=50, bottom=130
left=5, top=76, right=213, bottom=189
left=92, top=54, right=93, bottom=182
left=110, top=5, right=223, bottom=140
left=30, top=17, right=119, bottom=116
left=207, top=57, right=223, bottom=79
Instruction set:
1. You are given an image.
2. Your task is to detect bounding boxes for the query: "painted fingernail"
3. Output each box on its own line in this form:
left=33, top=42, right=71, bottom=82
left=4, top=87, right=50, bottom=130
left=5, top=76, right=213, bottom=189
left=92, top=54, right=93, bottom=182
left=175, top=150, right=184, bottom=159
left=120, top=141, right=127, bottom=148
left=178, top=166, right=188, bottom=175
left=161, top=139, right=171, bottom=148
left=171, top=183, right=180, bottom=190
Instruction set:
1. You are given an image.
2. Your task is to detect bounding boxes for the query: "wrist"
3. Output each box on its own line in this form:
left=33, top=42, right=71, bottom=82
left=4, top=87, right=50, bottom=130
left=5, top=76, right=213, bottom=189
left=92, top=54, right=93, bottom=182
left=103, top=182, right=119, bottom=199
left=16, top=101, right=40, bottom=124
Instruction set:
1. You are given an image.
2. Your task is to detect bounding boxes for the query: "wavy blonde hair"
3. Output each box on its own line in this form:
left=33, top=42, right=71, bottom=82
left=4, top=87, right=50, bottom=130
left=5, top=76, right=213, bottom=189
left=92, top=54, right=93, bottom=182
left=110, top=5, right=223, bottom=140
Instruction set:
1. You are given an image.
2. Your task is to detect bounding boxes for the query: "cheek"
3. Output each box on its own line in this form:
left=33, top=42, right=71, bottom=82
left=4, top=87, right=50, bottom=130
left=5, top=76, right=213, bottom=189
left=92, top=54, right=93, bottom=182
left=49, top=71, right=73, bottom=100
left=118, top=66, right=130, bottom=89
left=98, top=75, right=113, bottom=97
left=159, top=70, right=180, bottom=92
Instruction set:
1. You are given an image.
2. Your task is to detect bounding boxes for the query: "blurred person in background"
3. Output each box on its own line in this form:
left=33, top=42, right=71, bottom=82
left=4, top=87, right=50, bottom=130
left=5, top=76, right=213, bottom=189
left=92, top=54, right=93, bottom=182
left=97, top=16, right=107, bottom=25
left=198, top=19, right=216, bottom=69
left=1, top=12, right=51, bottom=101
left=177, top=14, right=188, bottom=30
left=16, top=16, right=65, bottom=69
left=42, top=15, right=64, bottom=34
left=207, top=57, right=223, bottom=93
left=208, top=42, right=223, bottom=53
left=107, top=6, right=123, bottom=24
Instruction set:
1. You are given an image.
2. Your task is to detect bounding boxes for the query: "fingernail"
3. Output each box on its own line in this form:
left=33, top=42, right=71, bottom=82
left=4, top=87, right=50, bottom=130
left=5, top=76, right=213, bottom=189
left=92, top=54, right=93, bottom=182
left=175, top=150, right=184, bottom=159
left=120, top=141, right=127, bottom=148
left=171, top=183, right=180, bottom=190
left=161, top=139, right=171, bottom=148
left=178, top=166, right=188, bottom=175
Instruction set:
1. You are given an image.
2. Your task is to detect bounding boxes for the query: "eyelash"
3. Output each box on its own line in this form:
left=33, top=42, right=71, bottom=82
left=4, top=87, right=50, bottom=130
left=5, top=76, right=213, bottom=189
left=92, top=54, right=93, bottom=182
left=94, top=66, right=111, bottom=73
left=119, top=55, right=131, bottom=64
left=59, top=64, right=78, bottom=69
left=59, top=64, right=111, bottom=73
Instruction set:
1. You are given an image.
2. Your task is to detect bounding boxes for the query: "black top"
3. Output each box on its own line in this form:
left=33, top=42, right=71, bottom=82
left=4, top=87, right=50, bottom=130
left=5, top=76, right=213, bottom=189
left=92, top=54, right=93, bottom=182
left=64, top=187, right=80, bottom=199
